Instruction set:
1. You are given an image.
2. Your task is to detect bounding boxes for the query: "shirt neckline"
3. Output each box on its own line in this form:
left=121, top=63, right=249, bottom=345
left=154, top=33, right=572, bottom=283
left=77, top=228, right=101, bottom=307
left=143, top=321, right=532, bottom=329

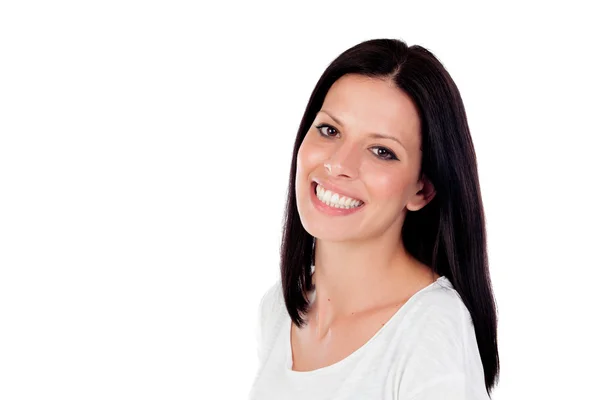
left=284, top=275, right=448, bottom=376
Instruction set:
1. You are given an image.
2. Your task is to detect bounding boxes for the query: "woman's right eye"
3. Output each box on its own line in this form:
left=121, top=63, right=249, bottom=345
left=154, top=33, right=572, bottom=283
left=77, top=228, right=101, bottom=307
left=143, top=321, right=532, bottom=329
left=315, top=123, right=338, bottom=138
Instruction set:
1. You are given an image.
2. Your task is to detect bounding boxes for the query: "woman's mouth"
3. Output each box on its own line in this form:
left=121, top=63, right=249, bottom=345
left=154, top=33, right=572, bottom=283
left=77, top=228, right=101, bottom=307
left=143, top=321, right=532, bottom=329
left=310, top=181, right=365, bottom=215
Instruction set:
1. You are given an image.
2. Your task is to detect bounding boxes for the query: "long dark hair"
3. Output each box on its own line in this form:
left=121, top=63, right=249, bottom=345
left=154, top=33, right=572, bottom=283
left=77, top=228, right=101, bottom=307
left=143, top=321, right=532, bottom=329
left=279, top=38, right=499, bottom=393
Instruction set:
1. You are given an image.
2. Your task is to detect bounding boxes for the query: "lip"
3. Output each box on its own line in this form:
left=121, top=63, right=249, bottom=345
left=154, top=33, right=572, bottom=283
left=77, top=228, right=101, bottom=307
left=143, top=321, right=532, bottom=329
left=311, top=179, right=365, bottom=203
left=310, top=181, right=365, bottom=216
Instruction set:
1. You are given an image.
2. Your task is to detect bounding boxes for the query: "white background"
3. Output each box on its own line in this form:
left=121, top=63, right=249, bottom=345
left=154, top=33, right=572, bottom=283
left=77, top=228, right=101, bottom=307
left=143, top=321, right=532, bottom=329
left=1, top=1, right=598, bottom=399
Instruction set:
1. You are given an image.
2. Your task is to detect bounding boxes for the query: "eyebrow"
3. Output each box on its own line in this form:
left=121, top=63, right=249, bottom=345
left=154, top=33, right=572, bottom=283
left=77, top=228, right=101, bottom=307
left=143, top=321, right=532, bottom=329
left=318, top=110, right=406, bottom=150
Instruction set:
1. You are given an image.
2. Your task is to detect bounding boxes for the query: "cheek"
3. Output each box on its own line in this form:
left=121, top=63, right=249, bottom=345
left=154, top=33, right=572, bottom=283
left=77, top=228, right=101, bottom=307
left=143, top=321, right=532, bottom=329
left=297, top=138, right=327, bottom=174
left=367, top=170, right=412, bottom=203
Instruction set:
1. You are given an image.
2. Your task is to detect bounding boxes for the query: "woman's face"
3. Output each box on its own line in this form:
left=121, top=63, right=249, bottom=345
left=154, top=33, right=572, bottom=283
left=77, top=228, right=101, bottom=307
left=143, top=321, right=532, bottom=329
left=295, top=73, right=434, bottom=242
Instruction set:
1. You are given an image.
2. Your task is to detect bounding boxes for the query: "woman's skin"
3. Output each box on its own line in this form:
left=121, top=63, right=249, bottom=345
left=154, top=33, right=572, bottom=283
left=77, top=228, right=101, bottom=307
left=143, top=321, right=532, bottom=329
left=292, top=73, right=439, bottom=371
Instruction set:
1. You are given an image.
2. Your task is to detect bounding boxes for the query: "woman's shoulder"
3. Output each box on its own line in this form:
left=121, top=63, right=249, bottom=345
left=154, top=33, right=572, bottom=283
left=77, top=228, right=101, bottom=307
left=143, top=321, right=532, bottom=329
left=258, top=279, right=285, bottom=321
left=395, top=277, right=489, bottom=398
left=417, top=276, right=471, bottom=320
left=401, top=276, right=476, bottom=346
left=401, top=276, right=482, bottom=368
left=255, top=279, right=287, bottom=364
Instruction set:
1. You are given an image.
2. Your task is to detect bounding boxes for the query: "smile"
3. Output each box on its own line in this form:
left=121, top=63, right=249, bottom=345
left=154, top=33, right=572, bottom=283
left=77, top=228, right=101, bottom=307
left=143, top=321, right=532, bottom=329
left=315, top=183, right=363, bottom=208
left=310, top=181, right=365, bottom=215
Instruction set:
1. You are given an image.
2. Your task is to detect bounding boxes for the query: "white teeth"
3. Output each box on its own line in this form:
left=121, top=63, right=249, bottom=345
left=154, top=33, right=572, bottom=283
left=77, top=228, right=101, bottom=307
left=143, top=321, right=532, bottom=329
left=315, top=183, right=363, bottom=209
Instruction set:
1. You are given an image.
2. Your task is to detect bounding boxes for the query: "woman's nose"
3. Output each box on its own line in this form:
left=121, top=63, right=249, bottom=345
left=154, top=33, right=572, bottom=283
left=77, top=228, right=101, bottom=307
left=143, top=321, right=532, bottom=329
left=325, top=142, right=361, bottom=178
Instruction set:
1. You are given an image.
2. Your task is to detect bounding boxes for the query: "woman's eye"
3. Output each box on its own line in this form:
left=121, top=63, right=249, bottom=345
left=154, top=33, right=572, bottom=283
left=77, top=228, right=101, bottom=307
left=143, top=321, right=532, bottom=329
left=370, top=147, right=398, bottom=161
left=316, top=123, right=338, bottom=137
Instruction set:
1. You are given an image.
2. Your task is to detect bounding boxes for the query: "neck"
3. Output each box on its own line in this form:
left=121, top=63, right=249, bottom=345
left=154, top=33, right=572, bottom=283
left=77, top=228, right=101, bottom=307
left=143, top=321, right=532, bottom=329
left=308, top=233, right=424, bottom=336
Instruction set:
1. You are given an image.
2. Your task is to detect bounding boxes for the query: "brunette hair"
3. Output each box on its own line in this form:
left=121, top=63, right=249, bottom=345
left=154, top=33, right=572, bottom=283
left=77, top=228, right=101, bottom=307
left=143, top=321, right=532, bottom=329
left=279, top=38, right=499, bottom=393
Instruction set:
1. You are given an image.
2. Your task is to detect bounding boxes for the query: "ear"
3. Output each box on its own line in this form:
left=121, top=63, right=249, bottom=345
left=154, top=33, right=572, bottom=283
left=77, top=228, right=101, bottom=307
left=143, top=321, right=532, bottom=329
left=406, top=174, right=436, bottom=212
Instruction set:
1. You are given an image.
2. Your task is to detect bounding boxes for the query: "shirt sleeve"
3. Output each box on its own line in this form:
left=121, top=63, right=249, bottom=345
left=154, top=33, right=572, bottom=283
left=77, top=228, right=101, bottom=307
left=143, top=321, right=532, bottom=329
left=395, top=296, right=490, bottom=400
left=405, top=373, right=467, bottom=400
left=256, top=281, right=281, bottom=366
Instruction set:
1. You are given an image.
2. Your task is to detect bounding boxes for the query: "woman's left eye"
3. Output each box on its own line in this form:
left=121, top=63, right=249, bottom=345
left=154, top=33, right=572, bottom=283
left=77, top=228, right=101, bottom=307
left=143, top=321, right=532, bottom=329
left=370, top=147, right=398, bottom=161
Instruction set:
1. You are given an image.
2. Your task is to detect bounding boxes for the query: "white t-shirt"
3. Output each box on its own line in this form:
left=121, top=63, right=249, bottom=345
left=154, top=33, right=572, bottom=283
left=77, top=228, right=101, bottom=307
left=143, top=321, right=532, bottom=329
left=248, top=275, right=490, bottom=400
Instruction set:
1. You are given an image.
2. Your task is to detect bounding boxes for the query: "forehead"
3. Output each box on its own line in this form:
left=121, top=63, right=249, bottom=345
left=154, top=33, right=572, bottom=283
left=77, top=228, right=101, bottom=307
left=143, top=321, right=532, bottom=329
left=320, top=74, right=421, bottom=144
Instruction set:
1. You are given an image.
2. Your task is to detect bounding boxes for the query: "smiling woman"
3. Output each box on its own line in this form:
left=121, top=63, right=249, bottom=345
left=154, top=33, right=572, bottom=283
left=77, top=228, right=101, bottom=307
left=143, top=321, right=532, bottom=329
left=249, top=38, right=499, bottom=400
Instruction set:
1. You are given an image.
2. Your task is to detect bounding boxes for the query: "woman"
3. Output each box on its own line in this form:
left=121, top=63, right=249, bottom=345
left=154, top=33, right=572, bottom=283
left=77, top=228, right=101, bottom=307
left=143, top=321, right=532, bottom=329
left=249, top=38, right=499, bottom=399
